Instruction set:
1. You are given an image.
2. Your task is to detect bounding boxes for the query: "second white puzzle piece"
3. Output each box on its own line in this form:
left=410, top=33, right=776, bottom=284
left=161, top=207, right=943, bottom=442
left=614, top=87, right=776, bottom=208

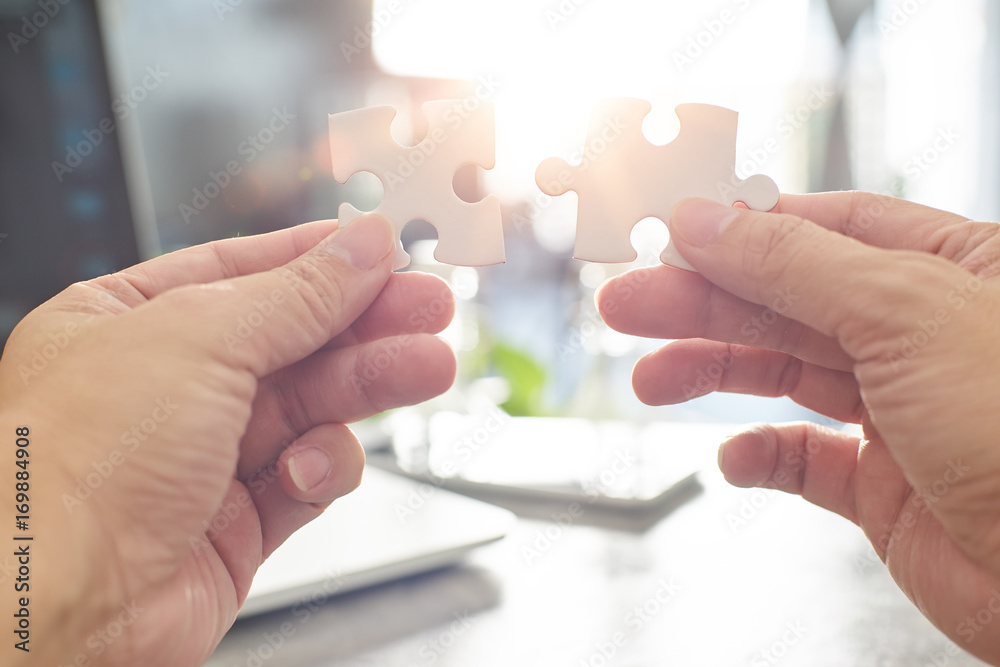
left=536, top=101, right=780, bottom=272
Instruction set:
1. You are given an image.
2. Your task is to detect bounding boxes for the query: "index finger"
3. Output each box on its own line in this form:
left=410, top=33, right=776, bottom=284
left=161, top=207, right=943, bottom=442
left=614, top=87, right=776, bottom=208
left=665, top=198, right=976, bottom=348
left=774, top=192, right=969, bottom=252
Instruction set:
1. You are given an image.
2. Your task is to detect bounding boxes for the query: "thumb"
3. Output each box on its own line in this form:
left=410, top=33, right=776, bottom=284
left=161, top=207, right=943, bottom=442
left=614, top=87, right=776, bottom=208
left=666, top=198, right=976, bottom=360
left=148, top=214, right=396, bottom=378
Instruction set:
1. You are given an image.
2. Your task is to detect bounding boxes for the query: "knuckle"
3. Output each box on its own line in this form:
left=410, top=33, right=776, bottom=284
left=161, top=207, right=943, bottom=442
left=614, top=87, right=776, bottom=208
left=741, top=213, right=810, bottom=300
left=277, top=257, right=347, bottom=337
left=272, top=372, right=313, bottom=439
left=205, top=238, right=243, bottom=279
left=351, top=349, right=386, bottom=414
left=774, top=355, right=803, bottom=398
left=156, top=283, right=219, bottom=312
left=775, top=319, right=808, bottom=357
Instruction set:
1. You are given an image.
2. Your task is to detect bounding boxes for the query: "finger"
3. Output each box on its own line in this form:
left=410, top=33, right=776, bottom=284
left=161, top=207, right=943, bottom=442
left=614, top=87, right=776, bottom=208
left=772, top=191, right=969, bottom=252
left=326, top=271, right=455, bottom=349
left=238, top=334, right=456, bottom=479
left=597, top=265, right=853, bottom=371
left=101, top=219, right=340, bottom=305
left=139, top=214, right=396, bottom=378
left=718, top=422, right=860, bottom=524
left=277, top=423, right=367, bottom=504
left=665, top=198, right=976, bottom=357
left=247, top=423, right=365, bottom=558
left=633, top=340, right=863, bottom=423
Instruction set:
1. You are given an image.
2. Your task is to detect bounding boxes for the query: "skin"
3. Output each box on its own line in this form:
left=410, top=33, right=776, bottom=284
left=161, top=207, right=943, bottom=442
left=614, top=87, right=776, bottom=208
left=0, top=214, right=457, bottom=666
left=598, top=192, right=1000, bottom=664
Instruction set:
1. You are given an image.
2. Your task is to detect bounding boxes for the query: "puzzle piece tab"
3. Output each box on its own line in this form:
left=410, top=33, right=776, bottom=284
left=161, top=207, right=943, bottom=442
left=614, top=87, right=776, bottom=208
left=535, top=100, right=779, bottom=271
left=329, top=101, right=505, bottom=270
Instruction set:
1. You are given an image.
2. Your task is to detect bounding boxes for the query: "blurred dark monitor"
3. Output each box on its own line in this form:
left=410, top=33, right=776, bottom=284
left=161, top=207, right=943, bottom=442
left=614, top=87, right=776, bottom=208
left=0, top=0, right=142, bottom=348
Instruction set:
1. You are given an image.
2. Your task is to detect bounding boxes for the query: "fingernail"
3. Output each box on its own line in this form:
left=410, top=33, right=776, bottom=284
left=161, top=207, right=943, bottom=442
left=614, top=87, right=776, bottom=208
left=325, top=215, right=394, bottom=270
left=670, top=199, right=740, bottom=247
left=288, top=448, right=331, bottom=492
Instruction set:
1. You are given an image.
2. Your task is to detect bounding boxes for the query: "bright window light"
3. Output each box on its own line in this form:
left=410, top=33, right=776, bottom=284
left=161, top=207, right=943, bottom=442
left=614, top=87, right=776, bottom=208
left=372, top=0, right=810, bottom=200
left=879, top=0, right=987, bottom=216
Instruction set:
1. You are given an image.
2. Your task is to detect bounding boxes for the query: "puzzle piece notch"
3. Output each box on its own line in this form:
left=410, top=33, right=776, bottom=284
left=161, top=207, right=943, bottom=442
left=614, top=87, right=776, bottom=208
left=536, top=100, right=779, bottom=272
left=329, top=101, right=505, bottom=270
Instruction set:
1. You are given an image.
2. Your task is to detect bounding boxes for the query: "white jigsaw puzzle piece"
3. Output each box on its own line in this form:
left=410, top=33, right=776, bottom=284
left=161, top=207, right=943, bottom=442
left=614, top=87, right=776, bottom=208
left=329, top=101, right=505, bottom=270
left=536, top=100, right=779, bottom=272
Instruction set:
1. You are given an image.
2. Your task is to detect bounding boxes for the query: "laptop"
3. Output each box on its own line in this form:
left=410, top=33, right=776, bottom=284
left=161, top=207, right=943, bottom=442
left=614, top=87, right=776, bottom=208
left=241, top=466, right=515, bottom=617
left=0, top=0, right=157, bottom=346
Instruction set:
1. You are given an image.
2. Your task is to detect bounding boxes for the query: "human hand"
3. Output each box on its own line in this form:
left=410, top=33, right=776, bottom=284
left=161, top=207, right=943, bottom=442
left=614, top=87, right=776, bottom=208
left=0, top=215, right=456, bottom=666
left=598, top=193, right=1000, bottom=663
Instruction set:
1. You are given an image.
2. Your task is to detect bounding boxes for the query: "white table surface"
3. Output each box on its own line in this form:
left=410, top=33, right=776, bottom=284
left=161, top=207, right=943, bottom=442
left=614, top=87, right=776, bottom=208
left=207, top=453, right=990, bottom=667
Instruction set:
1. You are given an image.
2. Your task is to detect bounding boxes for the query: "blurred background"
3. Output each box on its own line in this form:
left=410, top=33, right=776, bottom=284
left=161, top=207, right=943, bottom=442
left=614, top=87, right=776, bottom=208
left=1, top=0, right=999, bottom=426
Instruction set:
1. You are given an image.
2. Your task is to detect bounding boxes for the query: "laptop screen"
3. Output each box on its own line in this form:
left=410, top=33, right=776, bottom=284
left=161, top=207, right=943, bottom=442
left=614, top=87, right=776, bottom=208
left=0, top=0, right=140, bottom=345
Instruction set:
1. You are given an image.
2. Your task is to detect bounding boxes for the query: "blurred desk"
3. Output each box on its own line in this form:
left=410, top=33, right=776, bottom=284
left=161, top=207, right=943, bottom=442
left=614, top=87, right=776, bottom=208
left=208, top=453, right=989, bottom=667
